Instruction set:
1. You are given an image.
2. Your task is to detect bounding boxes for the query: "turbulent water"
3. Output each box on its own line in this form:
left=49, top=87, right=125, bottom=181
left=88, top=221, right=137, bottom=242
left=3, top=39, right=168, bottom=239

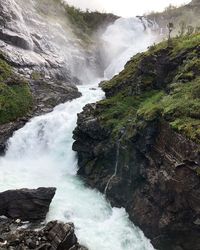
left=101, top=17, right=157, bottom=78
left=0, top=11, right=158, bottom=250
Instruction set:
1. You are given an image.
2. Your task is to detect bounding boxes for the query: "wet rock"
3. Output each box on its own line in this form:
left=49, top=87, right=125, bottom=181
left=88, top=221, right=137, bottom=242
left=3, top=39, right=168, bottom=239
left=0, top=217, right=87, bottom=250
left=0, top=188, right=56, bottom=221
left=0, top=118, right=29, bottom=155
left=73, top=113, right=200, bottom=250
left=45, top=221, right=78, bottom=250
left=30, top=79, right=81, bottom=115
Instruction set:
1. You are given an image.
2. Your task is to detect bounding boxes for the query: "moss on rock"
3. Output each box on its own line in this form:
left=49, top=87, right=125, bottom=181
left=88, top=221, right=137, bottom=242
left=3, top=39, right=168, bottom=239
left=0, top=58, right=13, bottom=82
left=98, top=34, right=200, bottom=143
left=0, top=58, right=33, bottom=124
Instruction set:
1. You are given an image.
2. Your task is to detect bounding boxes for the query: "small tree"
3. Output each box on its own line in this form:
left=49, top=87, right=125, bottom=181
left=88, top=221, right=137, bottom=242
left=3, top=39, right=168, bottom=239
left=167, top=22, right=174, bottom=46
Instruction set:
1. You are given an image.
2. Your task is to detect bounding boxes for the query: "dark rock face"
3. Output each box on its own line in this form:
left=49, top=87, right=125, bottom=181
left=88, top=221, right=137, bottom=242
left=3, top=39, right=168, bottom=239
left=30, top=79, right=81, bottom=115
left=0, top=218, right=87, bottom=250
left=0, top=188, right=56, bottom=221
left=73, top=35, right=200, bottom=249
left=73, top=104, right=200, bottom=250
left=0, top=119, right=29, bottom=155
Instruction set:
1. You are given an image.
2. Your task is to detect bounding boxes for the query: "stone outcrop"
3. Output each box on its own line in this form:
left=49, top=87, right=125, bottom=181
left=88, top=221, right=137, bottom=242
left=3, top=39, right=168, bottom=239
left=0, top=218, right=87, bottom=250
left=0, top=188, right=56, bottom=221
left=0, top=119, right=28, bottom=155
left=73, top=35, right=200, bottom=250
left=0, top=188, right=87, bottom=249
left=73, top=106, right=200, bottom=250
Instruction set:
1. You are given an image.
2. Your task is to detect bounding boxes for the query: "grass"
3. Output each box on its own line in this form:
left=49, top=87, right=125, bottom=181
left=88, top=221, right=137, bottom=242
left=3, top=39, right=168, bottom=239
left=97, top=34, right=200, bottom=143
left=100, top=77, right=200, bottom=142
left=161, top=78, right=200, bottom=142
left=0, top=80, right=33, bottom=124
left=0, top=58, right=13, bottom=82
left=0, top=57, right=33, bottom=124
left=96, top=90, right=164, bottom=138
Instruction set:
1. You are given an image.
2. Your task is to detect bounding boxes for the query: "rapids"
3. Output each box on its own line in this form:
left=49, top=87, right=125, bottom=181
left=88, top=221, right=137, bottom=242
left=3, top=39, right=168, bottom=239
left=0, top=12, right=158, bottom=250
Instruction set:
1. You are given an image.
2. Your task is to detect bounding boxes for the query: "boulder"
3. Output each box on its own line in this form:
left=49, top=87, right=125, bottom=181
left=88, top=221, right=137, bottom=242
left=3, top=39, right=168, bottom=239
left=0, top=217, right=87, bottom=250
left=0, top=187, right=56, bottom=221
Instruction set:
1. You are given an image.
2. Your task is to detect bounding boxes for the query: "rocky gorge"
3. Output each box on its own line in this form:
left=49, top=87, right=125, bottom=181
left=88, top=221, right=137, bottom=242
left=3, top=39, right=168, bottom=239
left=0, top=0, right=200, bottom=249
left=73, top=34, right=200, bottom=250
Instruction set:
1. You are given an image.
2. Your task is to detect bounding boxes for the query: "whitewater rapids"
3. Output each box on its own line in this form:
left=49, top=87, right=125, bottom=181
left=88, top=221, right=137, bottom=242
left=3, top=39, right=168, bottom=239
left=0, top=82, right=154, bottom=250
left=0, top=14, right=158, bottom=249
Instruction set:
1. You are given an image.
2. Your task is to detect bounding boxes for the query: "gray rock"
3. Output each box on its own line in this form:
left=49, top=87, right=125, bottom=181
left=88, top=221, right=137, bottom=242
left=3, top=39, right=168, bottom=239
left=0, top=188, right=56, bottom=221
left=0, top=217, right=87, bottom=250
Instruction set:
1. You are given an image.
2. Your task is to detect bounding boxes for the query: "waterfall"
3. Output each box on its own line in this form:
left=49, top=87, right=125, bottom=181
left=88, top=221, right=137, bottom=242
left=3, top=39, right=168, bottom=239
left=104, top=141, right=120, bottom=195
left=0, top=11, right=158, bottom=250
left=100, top=17, right=158, bottom=78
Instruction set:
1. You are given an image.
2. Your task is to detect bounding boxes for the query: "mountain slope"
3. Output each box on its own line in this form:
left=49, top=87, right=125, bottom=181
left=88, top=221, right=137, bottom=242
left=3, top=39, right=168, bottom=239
left=147, top=0, right=200, bottom=35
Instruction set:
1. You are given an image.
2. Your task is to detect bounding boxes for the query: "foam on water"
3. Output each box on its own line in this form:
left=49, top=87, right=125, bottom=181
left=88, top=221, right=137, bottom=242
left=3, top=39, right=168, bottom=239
left=0, top=16, right=158, bottom=250
left=0, top=84, right=154, bottom=250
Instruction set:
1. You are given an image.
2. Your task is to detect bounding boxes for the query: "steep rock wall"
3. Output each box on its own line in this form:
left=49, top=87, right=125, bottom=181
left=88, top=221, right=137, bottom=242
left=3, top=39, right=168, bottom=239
left=73, top=34, right=200, bottom=250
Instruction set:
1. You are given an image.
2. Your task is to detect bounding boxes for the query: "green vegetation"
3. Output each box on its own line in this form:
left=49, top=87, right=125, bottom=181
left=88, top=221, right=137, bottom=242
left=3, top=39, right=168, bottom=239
left=63, top=4, right=117, bottom=43
left=64, top=5, right=117, bottom=35
left=162, top=79, right=200, bottom=142
left=0, top=58, right=13, bottom=82
left=36, top=0, right=117, bottom=43
left=98, top=34, right=200, bottom=143
left=0, top=58, right=33, bottom=124
left=97, top=90, right=164, bottom=138
left=102, top=34, right=200, bottom=96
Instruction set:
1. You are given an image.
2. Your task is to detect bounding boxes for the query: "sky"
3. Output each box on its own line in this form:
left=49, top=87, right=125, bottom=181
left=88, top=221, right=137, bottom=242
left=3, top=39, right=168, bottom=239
left=66, top=0, right=191, bottom=17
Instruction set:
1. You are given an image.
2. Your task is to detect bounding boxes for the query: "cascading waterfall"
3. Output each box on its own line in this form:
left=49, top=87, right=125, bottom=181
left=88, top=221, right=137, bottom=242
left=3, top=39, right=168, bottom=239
left=100, top=17, right=158, bottom=78
left=0, top=14, right=158, bottom=250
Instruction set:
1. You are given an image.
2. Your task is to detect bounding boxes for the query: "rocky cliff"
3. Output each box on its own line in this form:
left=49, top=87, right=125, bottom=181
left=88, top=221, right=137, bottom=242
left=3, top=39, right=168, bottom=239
left=73, top=34, right=200, bottom=250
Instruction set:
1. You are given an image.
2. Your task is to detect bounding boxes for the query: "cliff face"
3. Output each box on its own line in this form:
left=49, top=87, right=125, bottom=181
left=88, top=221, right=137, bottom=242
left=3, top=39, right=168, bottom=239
left=73, top=34, right=200, bottom=250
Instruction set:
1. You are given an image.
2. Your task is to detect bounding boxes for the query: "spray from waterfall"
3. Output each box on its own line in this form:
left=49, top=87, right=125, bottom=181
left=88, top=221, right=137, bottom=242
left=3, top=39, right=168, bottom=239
left=0, top=2, right=158, bottom=248
left=100, top=17, right=159, bottom=78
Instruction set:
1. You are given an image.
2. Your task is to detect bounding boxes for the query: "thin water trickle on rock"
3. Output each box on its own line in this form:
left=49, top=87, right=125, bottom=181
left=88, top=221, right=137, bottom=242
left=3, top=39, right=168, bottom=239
left=0, top=15, right=157, bottom=250
left=104, top=141, right=120, bottom=195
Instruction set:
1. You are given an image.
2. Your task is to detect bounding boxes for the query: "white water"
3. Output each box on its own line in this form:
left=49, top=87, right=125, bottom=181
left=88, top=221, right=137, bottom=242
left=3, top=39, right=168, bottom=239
left=0, top=16, right=157, bottom=250
left=101, top=17, right=157, bottom=78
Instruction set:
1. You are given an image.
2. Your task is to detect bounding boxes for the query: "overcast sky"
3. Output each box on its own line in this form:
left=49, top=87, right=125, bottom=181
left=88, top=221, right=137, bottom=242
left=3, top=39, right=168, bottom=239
left=66, top=0, right=191, bottom=17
